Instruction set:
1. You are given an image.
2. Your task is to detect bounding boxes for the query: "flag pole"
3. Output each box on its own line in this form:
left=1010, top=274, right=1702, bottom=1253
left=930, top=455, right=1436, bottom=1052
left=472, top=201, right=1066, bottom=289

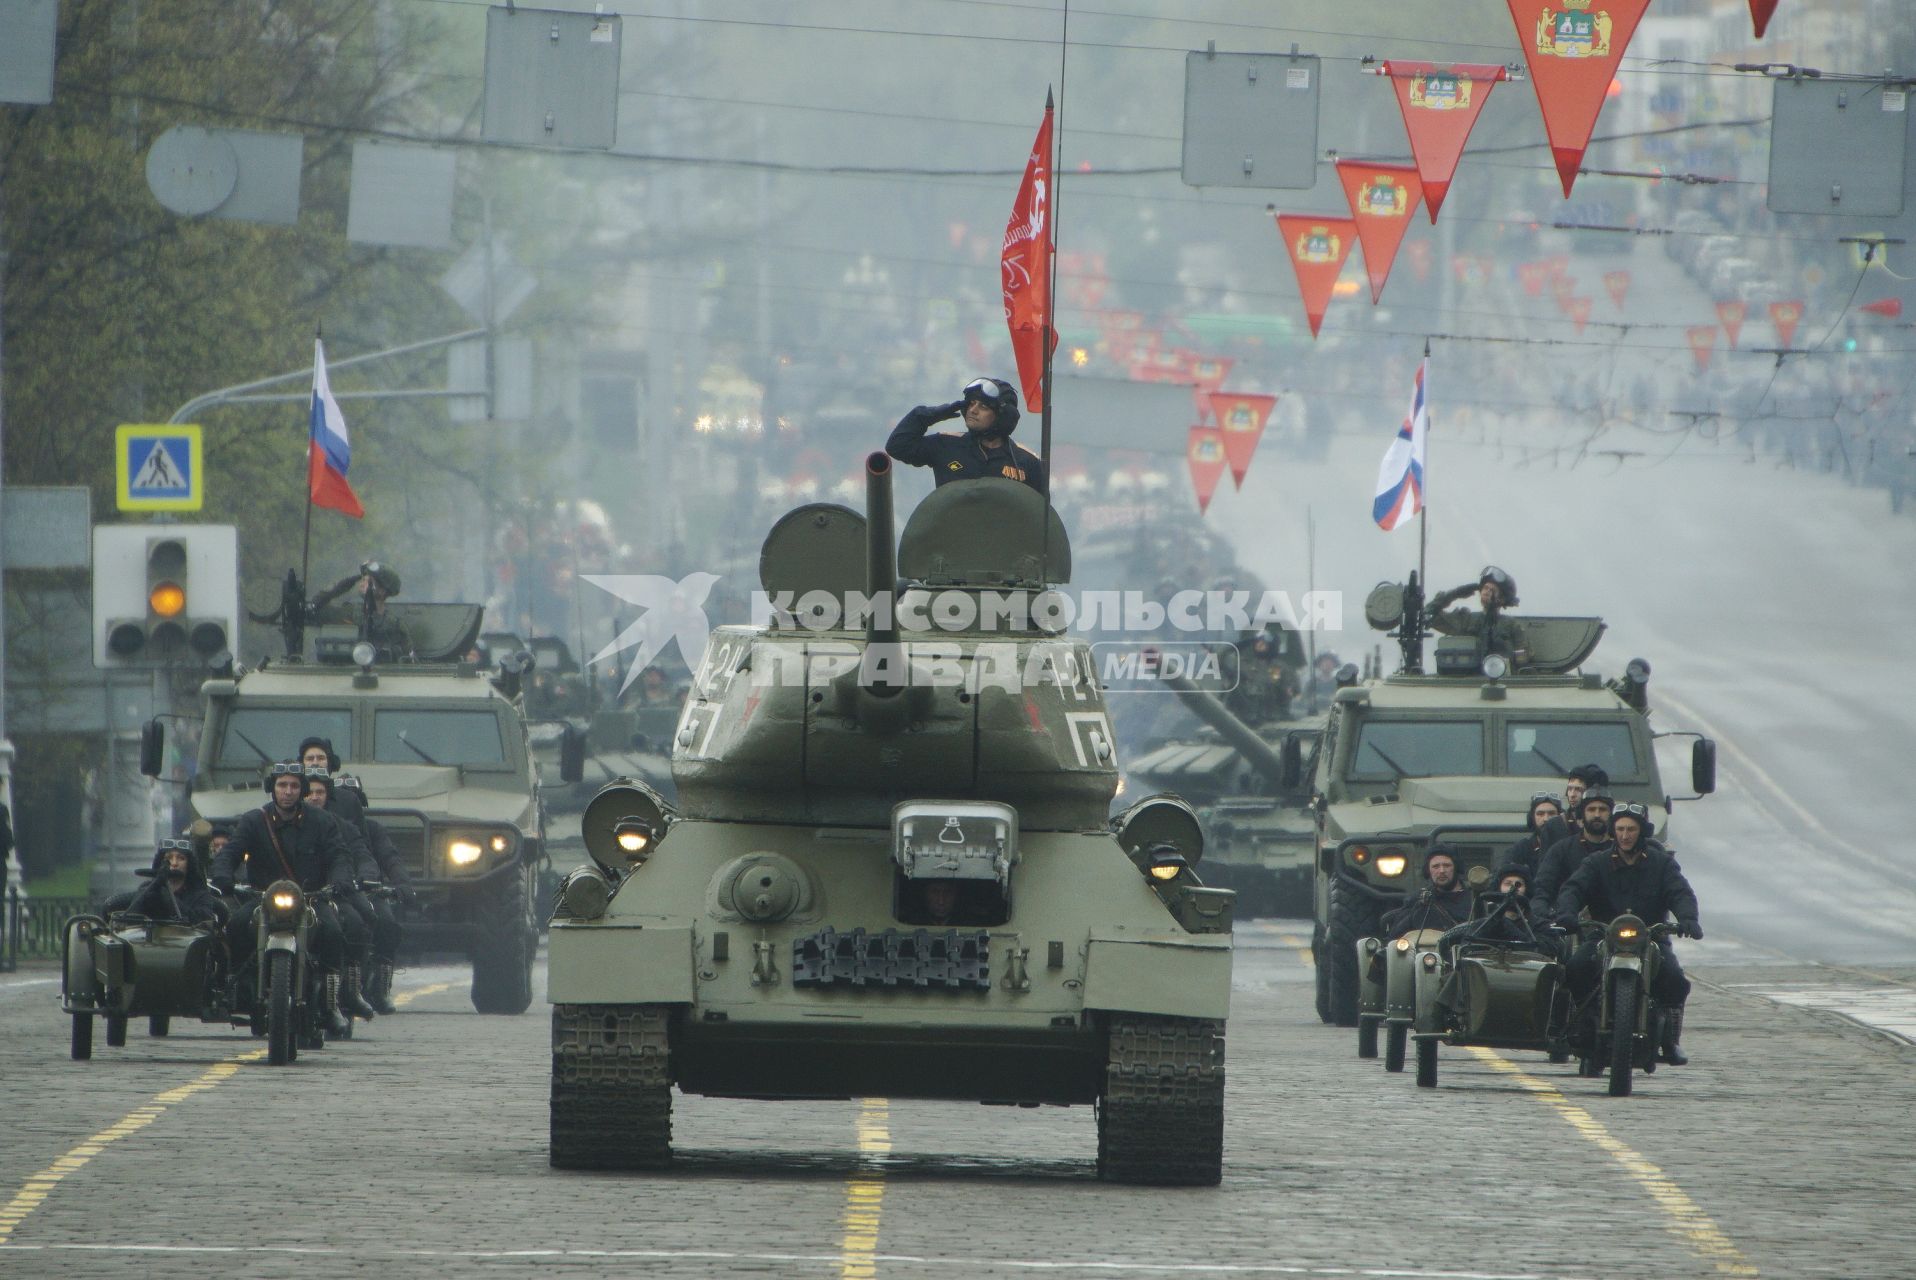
left=1416, top=338, right=1430, bottom=596
left=301, top=327, right=320, bottom=597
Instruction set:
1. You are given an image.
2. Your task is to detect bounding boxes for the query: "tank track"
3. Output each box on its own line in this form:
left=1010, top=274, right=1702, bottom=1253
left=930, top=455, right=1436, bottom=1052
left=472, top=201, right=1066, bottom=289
left=1097, top=1015, right=1226, bottom=1186
left=550, top=1003, right=673, bottom=1170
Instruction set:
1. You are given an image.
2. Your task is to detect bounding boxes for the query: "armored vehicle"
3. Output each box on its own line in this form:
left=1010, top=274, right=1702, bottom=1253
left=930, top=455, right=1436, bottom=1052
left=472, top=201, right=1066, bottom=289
left=1311, top=575, right=1714, bottom=1026
left=1127, top=658, right=1321, bottom=917
left=168, top=602, right=573, bottom=1014
left=547, top=456, right=1234, bottom=1184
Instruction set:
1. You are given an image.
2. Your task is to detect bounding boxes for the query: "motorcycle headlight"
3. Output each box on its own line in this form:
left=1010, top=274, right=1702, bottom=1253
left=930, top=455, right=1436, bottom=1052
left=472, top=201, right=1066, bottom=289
left=1393, top=937, right=1411, bottom=953
left=1375, top=854, right=1408, bottom=878
left=264, top=882, right=303, bottom=924
left=1607, top=917, right=1646, bottom=950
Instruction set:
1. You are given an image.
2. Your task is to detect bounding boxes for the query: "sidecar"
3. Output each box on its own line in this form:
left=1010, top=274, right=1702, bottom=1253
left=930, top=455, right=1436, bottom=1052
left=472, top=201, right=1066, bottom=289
left=61, top=912, right=237, bottom=1059
left=1410, top=936, right=1568, bottom=1088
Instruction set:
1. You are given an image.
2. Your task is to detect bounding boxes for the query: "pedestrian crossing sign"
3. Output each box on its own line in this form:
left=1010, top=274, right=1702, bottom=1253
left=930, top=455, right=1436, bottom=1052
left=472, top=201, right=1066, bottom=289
left=116, top=424, right=203, bottom=512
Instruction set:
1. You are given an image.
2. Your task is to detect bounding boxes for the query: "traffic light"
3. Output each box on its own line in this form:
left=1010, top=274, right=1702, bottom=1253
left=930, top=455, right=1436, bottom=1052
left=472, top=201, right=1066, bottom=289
left=93, top=525, right=240, bottom=668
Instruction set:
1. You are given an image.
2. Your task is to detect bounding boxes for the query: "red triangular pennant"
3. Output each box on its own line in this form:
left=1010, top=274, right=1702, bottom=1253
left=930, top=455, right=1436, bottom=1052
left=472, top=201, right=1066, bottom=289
left=1770, top=299, right=1804, bottom=349
left=1749, top=0, right=1779, bottom=37
left=1603, top=269, right=1631, bottom=310
left=1381, top=61, right=1508, bottom=221
left=1508, top=0, right=1652, bottom=196
left=1519, top=261, right=1549, bottom=296
left=1275, top=214, right=1358, bottom=338
left=1209, top=393, right=1277, bottom=488
left=1567, top=297, right=1593, bottom=334
left=1188, top=425, right=1227, bottom=514
left=1687, top=325, right=1717, bottom=372
left=1861, top=297, right=1904, bottom=319
left=1716, top=300, right=1747, bottom=348
left=1336, top=160, right=1424, bottom=303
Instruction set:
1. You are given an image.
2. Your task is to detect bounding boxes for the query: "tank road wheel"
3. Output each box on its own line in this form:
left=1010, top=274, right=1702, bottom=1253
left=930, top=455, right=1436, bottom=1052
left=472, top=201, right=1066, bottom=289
left=1607, top=972, right=1640, bottom=1098
left=1325, top=881, right=1372, bottom=1027
left=1356, top=1017, right=1379, bottom=1059
left=105, top=1014, right=128, bottom=1048
left=267, top=952, right=295, bottom=1067
left=148, top=1015, right=171, bottom=1037
left=1096, top=1015, right=1225, bottom=1187
left=1384, top=1023, right=1408, bottom=1074
left=1415, top=1037, right=1438, bottom=1088
left=551, top=1004, right=673, bottom=1170
left=1312, top=925, right=1333, bottom=1025
left=71, top=1014, right=94, bottom=1061
left=472, top=870, right=536, bottom=1015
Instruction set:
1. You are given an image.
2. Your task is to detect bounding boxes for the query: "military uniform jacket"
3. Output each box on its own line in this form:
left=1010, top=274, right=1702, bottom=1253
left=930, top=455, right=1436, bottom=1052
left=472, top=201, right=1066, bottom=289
left=1380, top=883, right=1475, bottom=936
left=1533, top=834, right=1608, bottom=911
left=886, top=405, right=1048, bottom=494
left=214, top=804, right=357, bottom=894
left=1554, top=843, right=1699, bottom=930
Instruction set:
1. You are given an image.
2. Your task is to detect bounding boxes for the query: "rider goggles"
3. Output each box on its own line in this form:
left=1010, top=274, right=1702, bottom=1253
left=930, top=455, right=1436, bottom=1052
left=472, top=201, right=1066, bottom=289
left=1612, top=802, right=1650, bottom=825
left=333, top=773, right=363, bottom=793
left=963, top=378, right=1004, bottom=402
left=1528, top=791, right=1562, bottom=810
left=267, top=762, right=304, bottom=781
left=156, top=838, right=196, bottom=854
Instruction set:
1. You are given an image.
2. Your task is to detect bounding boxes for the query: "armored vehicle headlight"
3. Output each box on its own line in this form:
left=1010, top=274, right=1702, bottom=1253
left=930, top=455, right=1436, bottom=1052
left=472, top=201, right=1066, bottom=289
left=1375, top=854, right=1408, bottom=878
left=1482, top=653, right=1510, bottom=679
left=1349, top=845, right=1370, bottom=865
left=352, top=641, right=377, bottom=668
left=448, top=839, right=484, bottom=866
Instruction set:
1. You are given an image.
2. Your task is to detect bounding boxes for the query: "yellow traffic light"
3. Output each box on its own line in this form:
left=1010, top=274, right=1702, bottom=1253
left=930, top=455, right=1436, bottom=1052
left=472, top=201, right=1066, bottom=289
left=149, top=582, right=186, bottom=617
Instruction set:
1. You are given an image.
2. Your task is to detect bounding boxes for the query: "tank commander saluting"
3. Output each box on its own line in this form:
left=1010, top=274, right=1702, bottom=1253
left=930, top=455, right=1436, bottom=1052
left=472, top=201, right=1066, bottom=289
left=886, top=377, right=1047, bottom=494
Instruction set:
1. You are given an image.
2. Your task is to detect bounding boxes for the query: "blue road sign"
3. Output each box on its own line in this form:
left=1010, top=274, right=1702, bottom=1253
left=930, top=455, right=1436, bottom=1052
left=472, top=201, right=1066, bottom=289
left=116, top=424, right=203, bottom=512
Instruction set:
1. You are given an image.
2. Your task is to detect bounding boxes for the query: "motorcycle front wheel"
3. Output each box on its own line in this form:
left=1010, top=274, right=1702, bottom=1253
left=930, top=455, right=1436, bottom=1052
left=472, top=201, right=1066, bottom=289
left=1607, top=971, right=1639, bottom=1098
left=267, top=952, right=295, bottom=1067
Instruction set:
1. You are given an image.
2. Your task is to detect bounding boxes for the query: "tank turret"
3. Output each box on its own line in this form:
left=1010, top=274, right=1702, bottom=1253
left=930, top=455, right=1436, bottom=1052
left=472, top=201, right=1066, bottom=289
left=669, top=457, right=1114, bottom=829
left=1161, top=672, right=1291, bottom=789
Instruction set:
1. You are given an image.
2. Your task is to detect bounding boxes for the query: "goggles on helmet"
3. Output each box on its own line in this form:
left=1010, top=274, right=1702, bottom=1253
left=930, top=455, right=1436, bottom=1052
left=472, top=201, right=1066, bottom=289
left=157, top=838, right=196, bottom=854
left=963, top=378, right=1004, bottom=402
left=1481, top=565, right=1512, bottom=586
left=267, top=762, right=304, bottom=781
left=1612, top=802, right=1650, bottom=825
left=1529, top=791, right=1563, bottom=810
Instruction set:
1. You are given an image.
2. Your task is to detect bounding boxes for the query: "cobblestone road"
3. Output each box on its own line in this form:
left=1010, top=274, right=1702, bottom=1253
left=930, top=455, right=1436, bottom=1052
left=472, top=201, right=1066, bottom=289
left=2, top=933, right=1910, bottom=1279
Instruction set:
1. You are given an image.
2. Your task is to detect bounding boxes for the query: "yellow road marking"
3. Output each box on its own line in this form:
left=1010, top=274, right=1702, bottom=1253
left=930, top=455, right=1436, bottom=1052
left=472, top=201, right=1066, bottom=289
left=392, top=981, right=454, bottom=1008
left=838, top=1098, right=890, bottom=1280
left=1466, top=1047, right=1759, bottom=1277
left=0, top=1048, right=267, bottom=1244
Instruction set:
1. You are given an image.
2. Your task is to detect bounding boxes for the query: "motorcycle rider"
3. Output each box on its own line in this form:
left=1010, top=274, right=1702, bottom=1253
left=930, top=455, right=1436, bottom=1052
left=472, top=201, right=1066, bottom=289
left=1499, top=792, right=1564, bottom=881
left=1535, top=763, right=1607, bottom=852
left=1533, top=790, right=1614, bottom=912
left=1437, top=865, right=1561, bottom=962
left=211, top=762, right=363, bottom=1039
left=102, top=839, right=225, bottom=926
left=333, top=772, right=415, bottom=1014
left=301, top=769, right=379, bottom=1021
left=1379, top=845, right=1475, bottom=936
left=1425, top=565, right=1528, bottom=667
left=1555, top=801, right=1700, bottom=1064
left=886, top=377, right=1048, bottom=494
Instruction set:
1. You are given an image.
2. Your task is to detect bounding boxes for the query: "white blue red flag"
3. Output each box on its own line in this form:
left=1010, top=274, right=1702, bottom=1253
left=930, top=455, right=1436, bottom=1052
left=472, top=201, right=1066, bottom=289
left=308, top=338, right=364, bottom=519
left=1372, top=356, right=1428, bottom=531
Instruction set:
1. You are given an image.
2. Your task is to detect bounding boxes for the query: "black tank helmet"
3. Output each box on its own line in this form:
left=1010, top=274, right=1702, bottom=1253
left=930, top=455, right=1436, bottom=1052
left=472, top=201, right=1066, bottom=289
left=1423, top=842, right=1462, bottom=874
left=297, top=736, right=341, bottom=772
left=962, top=377, right=1022, bottom=435
left=1527, top=791, right=1564, bottom=831
left=1479, top=565, right=1519, bottom=608
left=1492, top=863, right=1532, bottom=898
left=1609, top=800, right=1656, bottom=842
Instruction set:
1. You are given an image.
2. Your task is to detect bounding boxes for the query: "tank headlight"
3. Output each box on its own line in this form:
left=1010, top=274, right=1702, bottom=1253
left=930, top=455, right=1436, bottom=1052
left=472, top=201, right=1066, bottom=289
left=1147, top=849, right=1188, bottom=882
left=1482, top=653, right=1510, bottom=680
left=613, top=816, right=655, bottom=860
left=1376, top=854, right=1408, bottom=878
left=448, top=839, right=484, bottom=866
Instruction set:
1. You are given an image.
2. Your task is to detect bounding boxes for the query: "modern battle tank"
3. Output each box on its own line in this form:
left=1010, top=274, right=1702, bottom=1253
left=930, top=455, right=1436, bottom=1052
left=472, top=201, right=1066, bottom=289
left=1124, top=634, right=1321, bottom=917
left=547, top=455, right=1234, bottom=1185
left=1309, top=574, right=1716, bottom=1027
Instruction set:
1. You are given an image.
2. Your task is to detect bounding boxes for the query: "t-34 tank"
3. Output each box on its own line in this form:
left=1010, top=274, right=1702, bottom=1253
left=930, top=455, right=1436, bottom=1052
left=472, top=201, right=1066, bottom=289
left=547, top=453, right=1234, bottom=1184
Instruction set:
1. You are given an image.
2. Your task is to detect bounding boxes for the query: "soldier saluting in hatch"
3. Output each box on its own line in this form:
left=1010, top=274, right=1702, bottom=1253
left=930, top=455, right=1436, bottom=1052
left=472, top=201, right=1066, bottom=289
left=310, top=559, right=411, bottom=661
left=1426, top=565, right=1528, bottom=668
left=886, top=377, right=1048, bottom=495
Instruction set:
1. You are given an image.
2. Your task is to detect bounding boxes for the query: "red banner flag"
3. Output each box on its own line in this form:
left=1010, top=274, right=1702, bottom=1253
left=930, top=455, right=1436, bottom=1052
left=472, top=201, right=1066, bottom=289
left=1381, top=61, right=1508, bottom=222
left=1188, top=356, right=1235, bottom=419
left=1275, top=214, right=1358, bottom=338
left=1749, top=0, right=1779, bottom=37
left=1519, top=261, right=1549, bottom=296
left=1716, top=300, right=1748, bottom=348
left=1770, top=299, right=1805, bottom=348
left=1336, top=160, right=1424, bottom=303
left=1209, top=393, right=1277, bottom=488
left=1507, top=0, right=1653, bottom=197
left=1687, top=324, right=1717, bottom=372
left=1567, top=296, right=1593, bottom=334
left=1188, top=426, right=1227, bottom=514
left=1862, top=297, right=1904, bottom=319
left=1603, top=269, right=1631, bottom=310
left=1002, top=99, right=1055, bottom=412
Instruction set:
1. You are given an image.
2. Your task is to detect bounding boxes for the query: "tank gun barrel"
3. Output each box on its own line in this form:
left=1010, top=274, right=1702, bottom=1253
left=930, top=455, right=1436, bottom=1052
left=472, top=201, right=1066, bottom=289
left=1162, top=670, right=1287, bottom=785
left=865, top=452, right=897, bottom=645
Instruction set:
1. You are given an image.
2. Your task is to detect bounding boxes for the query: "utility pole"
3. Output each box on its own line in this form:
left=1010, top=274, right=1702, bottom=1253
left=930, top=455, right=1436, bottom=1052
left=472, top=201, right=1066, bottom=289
left=0, top=166, right=17, bottom=894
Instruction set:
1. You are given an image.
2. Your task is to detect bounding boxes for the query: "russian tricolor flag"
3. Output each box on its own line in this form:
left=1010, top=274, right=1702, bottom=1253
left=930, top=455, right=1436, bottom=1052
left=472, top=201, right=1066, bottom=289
left=308, top=339, right=364, bottom=519
left=1372, top=356, right=1428, bottom=531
